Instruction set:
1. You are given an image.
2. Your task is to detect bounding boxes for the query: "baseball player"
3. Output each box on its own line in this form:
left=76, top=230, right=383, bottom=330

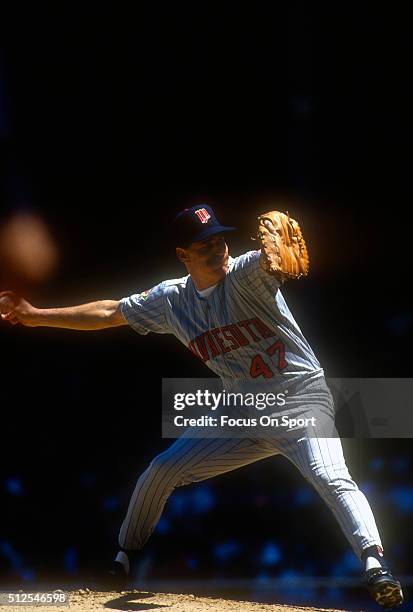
left=0, top=205, right=403, bottom=609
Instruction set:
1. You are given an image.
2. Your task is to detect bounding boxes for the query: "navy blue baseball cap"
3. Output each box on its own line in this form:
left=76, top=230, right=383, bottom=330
left=172, top=205, right=236, bottom=247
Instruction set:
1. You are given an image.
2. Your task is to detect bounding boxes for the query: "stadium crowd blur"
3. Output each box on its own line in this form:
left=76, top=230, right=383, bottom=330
left=1, top=4, right=412, bottom=608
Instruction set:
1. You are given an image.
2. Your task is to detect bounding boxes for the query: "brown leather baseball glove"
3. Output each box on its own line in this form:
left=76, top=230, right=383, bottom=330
left=257, top=211, right=309, bottom=280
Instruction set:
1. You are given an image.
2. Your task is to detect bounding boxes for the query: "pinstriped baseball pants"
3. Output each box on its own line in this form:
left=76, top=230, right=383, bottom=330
left=119, top=379, right=382, bottom=559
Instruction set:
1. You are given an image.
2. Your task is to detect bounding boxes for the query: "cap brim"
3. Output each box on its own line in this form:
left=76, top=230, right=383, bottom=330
left=192, top=225, right=236, bottom=243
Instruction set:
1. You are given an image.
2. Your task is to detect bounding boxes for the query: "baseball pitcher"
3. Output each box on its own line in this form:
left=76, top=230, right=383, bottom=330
left=0, top=205, right=403, bottom=609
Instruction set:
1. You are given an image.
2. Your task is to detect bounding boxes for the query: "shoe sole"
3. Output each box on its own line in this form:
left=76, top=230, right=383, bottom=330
left=371, top=581, right=404, bottom=609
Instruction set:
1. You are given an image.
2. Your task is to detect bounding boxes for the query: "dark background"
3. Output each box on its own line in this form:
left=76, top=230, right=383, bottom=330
left=0, top=4, right=412, bottom=609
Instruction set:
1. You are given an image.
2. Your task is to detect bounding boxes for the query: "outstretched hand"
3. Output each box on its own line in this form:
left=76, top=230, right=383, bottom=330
left=0, top=291, right=37, bottom=326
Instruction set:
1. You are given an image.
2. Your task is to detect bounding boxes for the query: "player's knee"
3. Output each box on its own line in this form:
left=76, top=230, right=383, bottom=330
left=148, top=454, right=167, bottom=474
left=148, top=451, right=175, bottom=477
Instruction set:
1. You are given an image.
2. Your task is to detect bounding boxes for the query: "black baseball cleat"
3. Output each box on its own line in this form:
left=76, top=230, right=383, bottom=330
left=366, top=568, right=404, bottom=609
left=106, top=559, right=130, bottom=592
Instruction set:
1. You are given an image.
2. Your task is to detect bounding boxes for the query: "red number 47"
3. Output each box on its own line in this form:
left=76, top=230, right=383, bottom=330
left=250, top=339, right=287, bottom=379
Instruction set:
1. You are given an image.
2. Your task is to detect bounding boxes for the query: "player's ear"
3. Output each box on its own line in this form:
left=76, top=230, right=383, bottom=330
left=176, top=247, right=189, bottom=263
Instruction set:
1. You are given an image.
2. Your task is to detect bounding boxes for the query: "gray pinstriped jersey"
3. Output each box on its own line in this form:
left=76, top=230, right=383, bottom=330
left=120, top=250, right=323, bottom=387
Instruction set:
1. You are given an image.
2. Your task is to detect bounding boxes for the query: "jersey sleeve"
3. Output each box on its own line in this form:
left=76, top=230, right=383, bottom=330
left=229, top=250, right=282, bottom=297
left=119, top=282, right=170, bottom=335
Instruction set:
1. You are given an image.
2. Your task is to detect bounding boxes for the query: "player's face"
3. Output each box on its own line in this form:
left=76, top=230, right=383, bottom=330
left=177, top=233, right=229, bottom=286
